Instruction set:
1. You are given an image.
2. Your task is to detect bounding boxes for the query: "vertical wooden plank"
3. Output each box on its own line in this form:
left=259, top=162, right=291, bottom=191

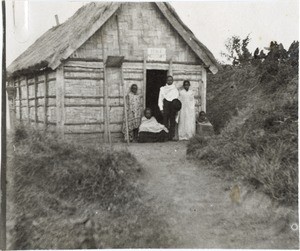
left=201, top=66, right=207, bottom=112
left=18, top=78, right=22, bottom=121
left=101, top=33, right=109, bottom=143
left=116, top=14, right=129, bottom=144
left=116, top=14, right=123, bottom=107
left=34, top=76, right=38, bottom=123
left=7, top=81, right=16, bottom=130
left=26, top=76, right=30, bottom=123
left=103, top=68, right=108, bottom=143
left=143, top=51, right=147, bottom=109
left=120, top=65, right=129, bottom=144
left=168, top=57, right=173, bottom=76
left=12, top=80, right=16, bottom=124
left=106, top=72, right=112, bottom=145
left=44, top=72, right=48, bottom=127
left=102, top=66, right=111, bottom=144
left=56, top=66, right=65, bottom=135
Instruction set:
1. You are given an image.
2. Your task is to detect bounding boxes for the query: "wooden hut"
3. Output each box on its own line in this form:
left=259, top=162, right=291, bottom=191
left=7, top=2, right=219, bottom=143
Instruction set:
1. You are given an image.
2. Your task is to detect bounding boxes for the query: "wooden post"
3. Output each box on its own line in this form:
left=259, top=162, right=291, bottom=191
left=116, top=14, right=129, bottom=145
left=102, top=66, right=111, bottom=145
left=12, top=81, right=16, bottom=127
left=55, top=14, right=60, bottom=25
left=18, top=79, right=22, bottom=121
left=120, top=66, right=129, bottom=145
left=102, top=67, right=108, bottom=143
left=116, top=14, right=123, bottom=107
left=168, top=57, right=173, bottom=76
left=106, top=76, right=112, bottom=145
left=201, top=67, right=207, bottom=112
left=56, top=66, right=65, bottom=136
left=26, top=76, right=30, bottom=123
left=143, top=51, right=147, bottom=109
left=6, top=83, right=16, bottom=131
left=34, top=76, right=38, bottom=123
left=101, top=33, right=111, bottom=144
left=44, top=72, right=48, bottom=127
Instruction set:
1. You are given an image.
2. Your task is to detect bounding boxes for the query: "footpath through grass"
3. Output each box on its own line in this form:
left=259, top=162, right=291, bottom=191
left=7, top=125, right=175, bottom=249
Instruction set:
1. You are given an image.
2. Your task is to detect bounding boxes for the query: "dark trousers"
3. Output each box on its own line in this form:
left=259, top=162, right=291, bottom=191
left=163, top=99, right=176, bottom=140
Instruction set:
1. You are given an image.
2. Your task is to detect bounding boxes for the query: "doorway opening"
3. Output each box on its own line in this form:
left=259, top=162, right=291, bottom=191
left=146, top=70, right=168, bottom=123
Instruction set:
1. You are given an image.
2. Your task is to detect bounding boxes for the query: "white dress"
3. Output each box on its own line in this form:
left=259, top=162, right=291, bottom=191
left=178, top=89, right=196, bottom=140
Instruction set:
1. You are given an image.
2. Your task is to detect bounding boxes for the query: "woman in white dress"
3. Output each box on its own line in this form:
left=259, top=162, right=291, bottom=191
left=178, top=80, right=196, bottom=140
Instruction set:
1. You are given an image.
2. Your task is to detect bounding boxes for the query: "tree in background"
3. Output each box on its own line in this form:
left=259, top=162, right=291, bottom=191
left=287, top=41, right=299, bottom=68
left=221, top=34, right=251, bottom=65
left=221, top=35, right=298, bottom=69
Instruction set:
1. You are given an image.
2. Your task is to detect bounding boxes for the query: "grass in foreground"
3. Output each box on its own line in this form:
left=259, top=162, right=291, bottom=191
left=188, top=61, right=298, bottom=206
left=7, top=125, right=174, bottom=249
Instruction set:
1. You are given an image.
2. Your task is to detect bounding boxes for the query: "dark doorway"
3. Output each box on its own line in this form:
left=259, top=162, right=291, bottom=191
left=146, top=70, right=167, bottom=123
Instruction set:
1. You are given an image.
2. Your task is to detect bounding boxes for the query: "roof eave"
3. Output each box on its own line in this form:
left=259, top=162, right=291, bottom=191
left=49, top=3, right=121, bottom=70
left=156, top=2, right=219, bottom=74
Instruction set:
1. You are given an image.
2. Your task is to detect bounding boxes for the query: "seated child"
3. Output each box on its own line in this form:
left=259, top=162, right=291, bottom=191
left=138, top=108, right=169, bottom=143
left=197, top=111, right=209, bottom=124
left=196, top=111, right=214, bottom=136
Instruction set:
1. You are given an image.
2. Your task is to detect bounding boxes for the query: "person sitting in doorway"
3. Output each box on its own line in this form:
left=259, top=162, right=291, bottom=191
left=178, top=80, right=196, bottom=140
left=158, top=75, right=181, bottom=141
left=122, top=84, right=143, bottom=142
left=138, top=108, right=169, bottom=143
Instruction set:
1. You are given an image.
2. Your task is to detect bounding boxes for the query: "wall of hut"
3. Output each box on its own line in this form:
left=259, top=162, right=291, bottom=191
left=61, top=2, right=207, bottom=142
left=12, top=70, right=57, bottom=131
left=11, top=2, right=208, bottom=143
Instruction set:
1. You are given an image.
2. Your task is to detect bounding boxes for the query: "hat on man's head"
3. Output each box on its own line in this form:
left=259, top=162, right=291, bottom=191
left=172, top=99, right=182, bottom=112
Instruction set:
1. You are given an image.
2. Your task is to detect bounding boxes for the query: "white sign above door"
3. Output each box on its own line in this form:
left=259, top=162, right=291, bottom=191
left=147, top=48, right=166, bottom=61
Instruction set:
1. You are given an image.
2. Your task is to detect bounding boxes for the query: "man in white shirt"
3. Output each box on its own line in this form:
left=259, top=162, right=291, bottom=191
left=158, top=75, right=179, bottom=140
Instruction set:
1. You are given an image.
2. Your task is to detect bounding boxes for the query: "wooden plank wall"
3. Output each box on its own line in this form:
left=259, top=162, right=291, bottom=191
left=12, top=62, right=206, bottom=141
left=13, top=71, right=57, bottom=127
left=62, top=59, right=205, bottom=141
left=52, top=2, right=209, bottom=141
left=63, top=60, right=109, bottom=140
left=172, top=63, right=205, bottom=114
left=62, top=60, right=129, bottom=140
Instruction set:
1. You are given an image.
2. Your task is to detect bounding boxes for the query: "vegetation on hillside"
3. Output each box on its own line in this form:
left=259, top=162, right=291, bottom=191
left=8, top=125, right=174, bottom=249
left=188, top=39, right=298, bottom=206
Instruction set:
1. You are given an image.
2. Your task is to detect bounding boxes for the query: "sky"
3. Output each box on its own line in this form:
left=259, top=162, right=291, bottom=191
left=6, top=0, right=299, bottom=65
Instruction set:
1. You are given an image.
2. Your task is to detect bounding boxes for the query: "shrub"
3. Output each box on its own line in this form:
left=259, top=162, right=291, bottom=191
left=11, top=126, right=140, bottom=213
left=188, top=58, right=298, bottom=206
left=8, top=125, right=174, bottom=248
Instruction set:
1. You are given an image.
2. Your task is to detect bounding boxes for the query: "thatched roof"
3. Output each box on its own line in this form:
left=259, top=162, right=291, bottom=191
left=7, top=2, right=219, bottom=78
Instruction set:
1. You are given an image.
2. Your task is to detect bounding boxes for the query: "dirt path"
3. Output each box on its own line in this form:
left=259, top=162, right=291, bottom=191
left=123, top=141, right=298, bottom=249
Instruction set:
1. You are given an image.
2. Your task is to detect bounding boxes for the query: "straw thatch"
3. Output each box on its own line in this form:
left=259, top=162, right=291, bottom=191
left=7, top=2, right=219, bottom=78
left=7, top=2, right=120, bottom=78
left=158, top=2, right=219, bottom=73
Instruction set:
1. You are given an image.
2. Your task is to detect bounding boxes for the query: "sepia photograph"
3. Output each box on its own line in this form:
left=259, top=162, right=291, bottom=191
left=1, top=0, right=299, bottom=249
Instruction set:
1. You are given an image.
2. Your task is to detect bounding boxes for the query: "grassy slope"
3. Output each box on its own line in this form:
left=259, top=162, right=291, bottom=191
left=188, top=61, right=298, bottom=206
left=7, top=126, right=175, bottom=249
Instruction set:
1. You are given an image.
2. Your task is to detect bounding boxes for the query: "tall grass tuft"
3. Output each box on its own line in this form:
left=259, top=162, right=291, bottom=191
left=188, top=62, right=298, bottom=206
left=8, top=125, right=174, bottom=248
